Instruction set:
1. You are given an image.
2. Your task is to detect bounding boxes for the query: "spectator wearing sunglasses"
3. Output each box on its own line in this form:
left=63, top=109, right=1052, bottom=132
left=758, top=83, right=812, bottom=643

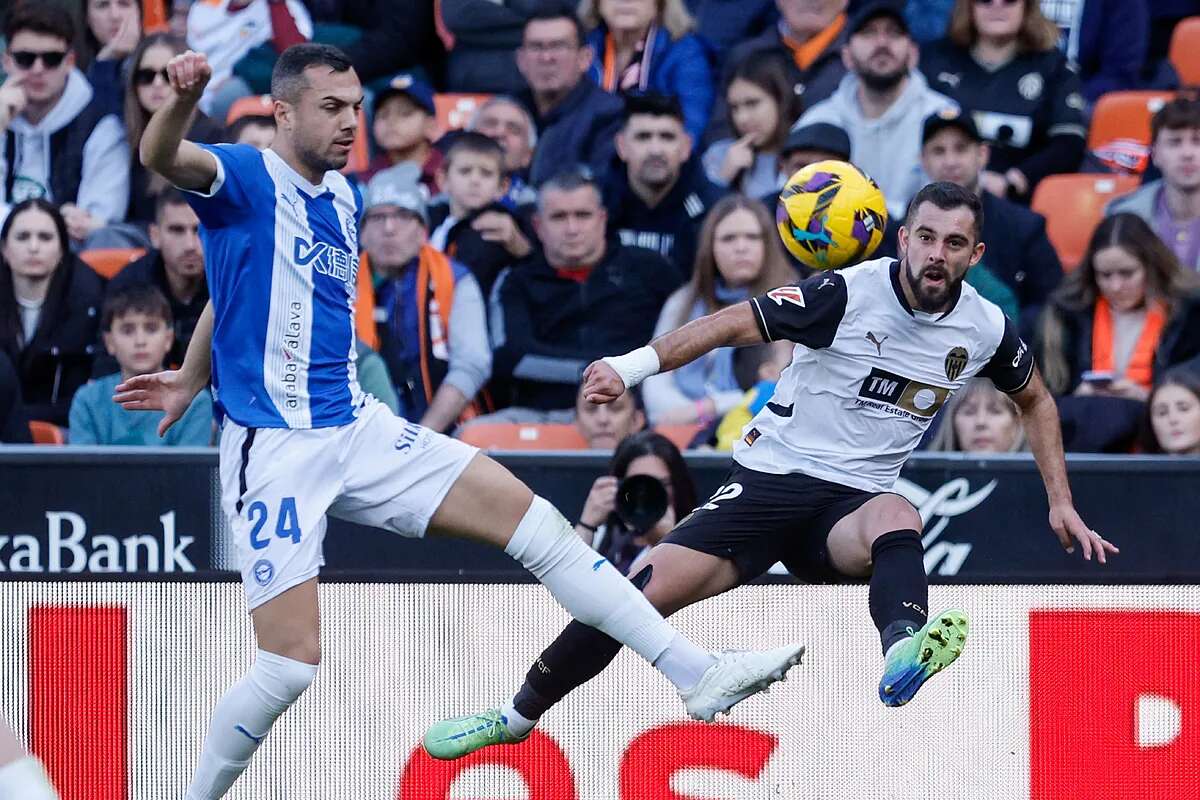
left=0, top=3, right=130, bottom=243
left=122, top=34, right=227, bottom=228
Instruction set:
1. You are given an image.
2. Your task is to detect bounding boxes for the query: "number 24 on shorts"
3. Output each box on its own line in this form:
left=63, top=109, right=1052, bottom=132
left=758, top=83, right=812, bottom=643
left=247, top=497, right=301, bottom=549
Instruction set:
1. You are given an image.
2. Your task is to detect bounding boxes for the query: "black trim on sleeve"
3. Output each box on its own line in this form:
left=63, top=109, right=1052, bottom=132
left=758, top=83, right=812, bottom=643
left=980, top=315, right=1035, bottom=394
left=750, top=297, right=773, bottom=342
left=752, top=272, right=848, bottom=349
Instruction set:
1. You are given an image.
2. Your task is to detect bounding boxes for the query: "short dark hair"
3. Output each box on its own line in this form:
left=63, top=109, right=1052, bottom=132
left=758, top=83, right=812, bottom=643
left=444, top=130, right=505, bottom=170
left=5, top=2, right=74, bottom=46
left=622, top=93, right=685, bottom=128
left=537, top=166, right=602, bottom=207
left=523, top=6, right=587, bottom=47
left=230, top=114, right=276, bottom=142
left=102, top=284, right=173, bottom=332
left=904, top=181, right=984, bottom=241
left=1151, top=97, right=1200, bottom=143
left=270, top=43, right=354, bottom=104
left=154, top=188, right=190, bottom=223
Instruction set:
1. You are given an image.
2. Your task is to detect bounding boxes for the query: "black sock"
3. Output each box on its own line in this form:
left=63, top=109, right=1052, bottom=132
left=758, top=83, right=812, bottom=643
left=869, top=529, right=928, bottom=656
left=513, top=566, right=654, bottom=721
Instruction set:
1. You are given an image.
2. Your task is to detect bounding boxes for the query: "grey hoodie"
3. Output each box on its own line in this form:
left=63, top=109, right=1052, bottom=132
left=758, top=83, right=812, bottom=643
left=2, top=69, right=129, bottom=225
left=795, top=70, right=957, bottom=220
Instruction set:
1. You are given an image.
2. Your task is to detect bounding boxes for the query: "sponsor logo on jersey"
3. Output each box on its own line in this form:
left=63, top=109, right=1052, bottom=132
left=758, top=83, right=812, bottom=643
left=744, top=427, right=761, bottom=447
left=866, top=331, right=889, bottom=356
left=857, top=367, right=950, bottom=419
left=766, top=285, right=805, bottom=308
left=1012, top=339, right=1028, bottom=369
left=393, top=421, right=422, bottom=453
left=944, top=346, right=969, bottom=381
left=1018, top=72, right=1043, bottom=101
left=293, top=237, right=359, bottom=289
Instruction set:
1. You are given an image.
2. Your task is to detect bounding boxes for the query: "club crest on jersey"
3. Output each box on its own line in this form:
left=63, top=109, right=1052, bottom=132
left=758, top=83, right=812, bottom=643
left=766, top=286, right=805, bottom=308
left=944, top=347, right=969, bottom=381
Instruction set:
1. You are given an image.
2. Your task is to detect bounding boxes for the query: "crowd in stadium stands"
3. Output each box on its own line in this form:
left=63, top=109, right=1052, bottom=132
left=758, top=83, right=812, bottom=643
left=0, top=0, right=1197, bottom=460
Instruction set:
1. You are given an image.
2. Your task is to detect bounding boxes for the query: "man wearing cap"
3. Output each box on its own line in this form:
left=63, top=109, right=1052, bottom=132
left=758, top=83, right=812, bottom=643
left=604, top=93, right=726, bottom=279
left=360, top=73, right=441, bottom=190
left=763, top=121, right=852, bottom=209
left=877, top=109, right=1062, bottom=333
left=362, top=166, right=492, bottom=432
left=793, top=0, right=956, bottom=220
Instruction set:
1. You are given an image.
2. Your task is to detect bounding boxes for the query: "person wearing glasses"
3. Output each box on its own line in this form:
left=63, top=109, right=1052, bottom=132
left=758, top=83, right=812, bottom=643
left=122, top=34, right=227, bottom=229
left=0, top=3, right=130, bottom=243
left=919, top=0, right=1087, bottom=203
left=516, top=8, right=625, bottom=186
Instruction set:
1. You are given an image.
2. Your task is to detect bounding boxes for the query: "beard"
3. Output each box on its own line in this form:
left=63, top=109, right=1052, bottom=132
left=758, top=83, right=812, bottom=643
left=635, top=158, right=676, bottom=191
left=904, top=258, right=961, bottom=313
left=858, top=62, right=907, bottom=92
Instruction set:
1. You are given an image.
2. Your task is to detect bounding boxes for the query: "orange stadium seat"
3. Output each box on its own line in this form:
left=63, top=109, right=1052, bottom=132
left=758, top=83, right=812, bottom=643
left=433, top=93, right=493, bottom=139
left=1087, top=91, right=1176, bottom=150
left=458, top=423, right=588, bottom=451
left=142, top=0, right=168, bottom=33
left=1170, top=17, right=1200, bottom=86
left=80, top=248, right=146, bottom=279
left=29, top=420, right=65, bottom=446
left=1031, top=174, right=1139, bottom=270
left=225, top=94, right=275, bottom=126
left=355, top=253, right=379, bottom=351
left=654, top=423, right=703, bottom=451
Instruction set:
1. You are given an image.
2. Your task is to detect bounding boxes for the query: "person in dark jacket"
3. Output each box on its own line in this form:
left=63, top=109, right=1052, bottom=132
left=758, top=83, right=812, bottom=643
left=694, top=0, right=778, bottom=66
left=604, top=93, right=725, bottom=280
left=489, top=169, right=680, bottom=413
left=580, top=0, right=715, bottom=144
left=0, top=199, right=103, bottom=426
left=304, top=0, right=442, bottom=84
left=1042, top=0, right=1149, bottom=103
left=123, top=34, right=227, bottom=228
left=711, top=0, right=849, bottom=143
left=97, top=190, right=208, bottom=375
left=0, top=349, right=31, bottom=443
left=76, top=0, right=143, bottom=114
left=919, top=0, right=1086, bottom=203
left=517, top=10, right=626, bottom=186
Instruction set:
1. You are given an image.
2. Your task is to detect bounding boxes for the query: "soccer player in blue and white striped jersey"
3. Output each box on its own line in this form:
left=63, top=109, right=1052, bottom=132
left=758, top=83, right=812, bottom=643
left=115, top=44, right=805, bottom=798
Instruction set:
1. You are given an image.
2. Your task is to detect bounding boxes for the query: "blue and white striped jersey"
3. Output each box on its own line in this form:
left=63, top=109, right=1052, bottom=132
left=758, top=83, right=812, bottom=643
left=184, top=143, right=366, bottom=429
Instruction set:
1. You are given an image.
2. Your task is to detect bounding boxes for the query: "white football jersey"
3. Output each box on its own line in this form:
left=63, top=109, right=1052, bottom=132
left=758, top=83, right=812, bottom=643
left=733, top=258, right=1033, bottom=492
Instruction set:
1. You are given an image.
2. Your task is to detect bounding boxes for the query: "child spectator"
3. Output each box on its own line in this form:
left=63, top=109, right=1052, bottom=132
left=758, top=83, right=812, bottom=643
left=231, top=114, right=276, bottom=150
left=124, top=34, right=227, bottom=228
left=925, top=377, right=1028, bottom=452
left=703, top=50, right=801, bottom=199
left=0, top=199, right=102, bottom=426
left=359, top=73, right=441, bottom=189
left=428, top=131, right=534, bottom=298
left=1142, top=368, right=1200, bottom=455
left=69, top=284, right=213, bottom=445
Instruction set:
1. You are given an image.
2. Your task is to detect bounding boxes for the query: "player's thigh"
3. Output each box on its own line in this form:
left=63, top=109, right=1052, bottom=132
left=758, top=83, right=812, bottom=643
left=251, top=577, right=321, bottom=665
left=332, top=405, right=529, bottom=547
left=824, top=492, right=922, bottom=577
left=635, top=543, right=741, bottom=617
left=219, top=423, right=338, bottom=621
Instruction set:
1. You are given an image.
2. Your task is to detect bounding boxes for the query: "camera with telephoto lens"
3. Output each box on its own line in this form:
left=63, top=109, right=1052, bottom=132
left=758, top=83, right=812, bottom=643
left=614, top=474, right=669, bottom=534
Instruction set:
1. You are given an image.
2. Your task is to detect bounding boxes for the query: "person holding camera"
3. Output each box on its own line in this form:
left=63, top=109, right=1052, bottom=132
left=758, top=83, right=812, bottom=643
left=575, top=430, right=698, bottom=574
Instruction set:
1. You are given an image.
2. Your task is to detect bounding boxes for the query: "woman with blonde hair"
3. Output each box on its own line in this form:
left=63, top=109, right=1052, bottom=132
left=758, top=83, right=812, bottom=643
left=580, top=0, right=715, bottom=142
left=1037, top=213, right=1200, bottom=402
left=642, top=194, right=798, bottom=425
left=926, top=378, right=1027, bottom=453
left=919, top=0, right=1085, bottom=201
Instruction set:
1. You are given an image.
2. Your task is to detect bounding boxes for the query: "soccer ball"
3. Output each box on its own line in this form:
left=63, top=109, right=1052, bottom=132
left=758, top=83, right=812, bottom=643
left=776, top=160, right=888, bottom=270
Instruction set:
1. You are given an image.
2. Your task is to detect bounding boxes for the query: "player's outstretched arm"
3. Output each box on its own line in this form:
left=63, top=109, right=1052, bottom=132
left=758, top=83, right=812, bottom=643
left=1011, top=367, right=1119, bottom=563
left=584, top=302, right=763, bottom=403
left=114, top=302, right=214, bottom=436
left=140, top=51, right=218, bottom=191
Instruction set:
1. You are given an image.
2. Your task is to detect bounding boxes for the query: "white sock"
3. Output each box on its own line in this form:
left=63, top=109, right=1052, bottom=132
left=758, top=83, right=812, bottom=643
left=499, top=702, right=536, bottom=738
left=653, top=634, right=717, bottom=692
left=184, top=649, right=318, bottom=800
left=0, top=755, right=60, bottom=800
left=504, top=496, right=676, bottom=664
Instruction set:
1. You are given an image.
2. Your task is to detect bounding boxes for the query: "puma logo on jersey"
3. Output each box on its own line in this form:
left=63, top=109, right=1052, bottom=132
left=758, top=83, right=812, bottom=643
left=818, top=278, right=834, bottom=290
left=866, top=331, right=889, bottom=355
left=766, top=286, right=805, bottom=308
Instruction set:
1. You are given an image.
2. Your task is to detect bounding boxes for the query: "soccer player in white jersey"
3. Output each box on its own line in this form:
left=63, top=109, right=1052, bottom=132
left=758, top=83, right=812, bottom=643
left=423, top=181, right=1120, bottom=759
left=114, top=45, right=805, bottom=798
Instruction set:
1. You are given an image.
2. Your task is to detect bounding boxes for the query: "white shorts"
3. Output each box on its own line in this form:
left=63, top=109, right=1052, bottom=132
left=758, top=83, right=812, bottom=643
left=218, top=401, right=478, bottom=609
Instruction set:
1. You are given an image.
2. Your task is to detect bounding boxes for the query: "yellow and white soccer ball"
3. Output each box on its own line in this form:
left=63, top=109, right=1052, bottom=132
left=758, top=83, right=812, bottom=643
left=776, top=160, right=888, bottom=270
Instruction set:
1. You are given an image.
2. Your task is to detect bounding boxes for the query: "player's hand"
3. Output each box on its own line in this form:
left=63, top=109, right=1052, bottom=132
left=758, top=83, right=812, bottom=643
left=59, top=203, right=102, bottom=242
left=719, top=133, right=756, bottom=184
left=0, top=75, right=27, bottom=130
left=580, top=475, right=618, bottom=530
left=166, top=51, right=213, bottom=102
left=1049, top=503, right=1118, bottom=564
left=472, top=211, right=531, bottom=258
left=582, top=360, right=626, bottom=405
left=113, top=370, right=200, bottom=437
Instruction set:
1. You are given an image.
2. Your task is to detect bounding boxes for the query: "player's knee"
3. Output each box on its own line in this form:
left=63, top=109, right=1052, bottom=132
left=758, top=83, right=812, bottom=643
left=251, top=648, right=319, bottom=711
left=863, top=495, right=922, bottom=544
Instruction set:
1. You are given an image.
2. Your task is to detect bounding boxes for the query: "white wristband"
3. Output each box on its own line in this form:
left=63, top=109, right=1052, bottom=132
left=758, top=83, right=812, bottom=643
left=602, top=346, right=661, bottom=390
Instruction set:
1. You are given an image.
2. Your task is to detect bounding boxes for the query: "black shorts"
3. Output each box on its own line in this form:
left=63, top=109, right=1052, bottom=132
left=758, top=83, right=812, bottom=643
left=664, top=464, right=896, bottom=584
